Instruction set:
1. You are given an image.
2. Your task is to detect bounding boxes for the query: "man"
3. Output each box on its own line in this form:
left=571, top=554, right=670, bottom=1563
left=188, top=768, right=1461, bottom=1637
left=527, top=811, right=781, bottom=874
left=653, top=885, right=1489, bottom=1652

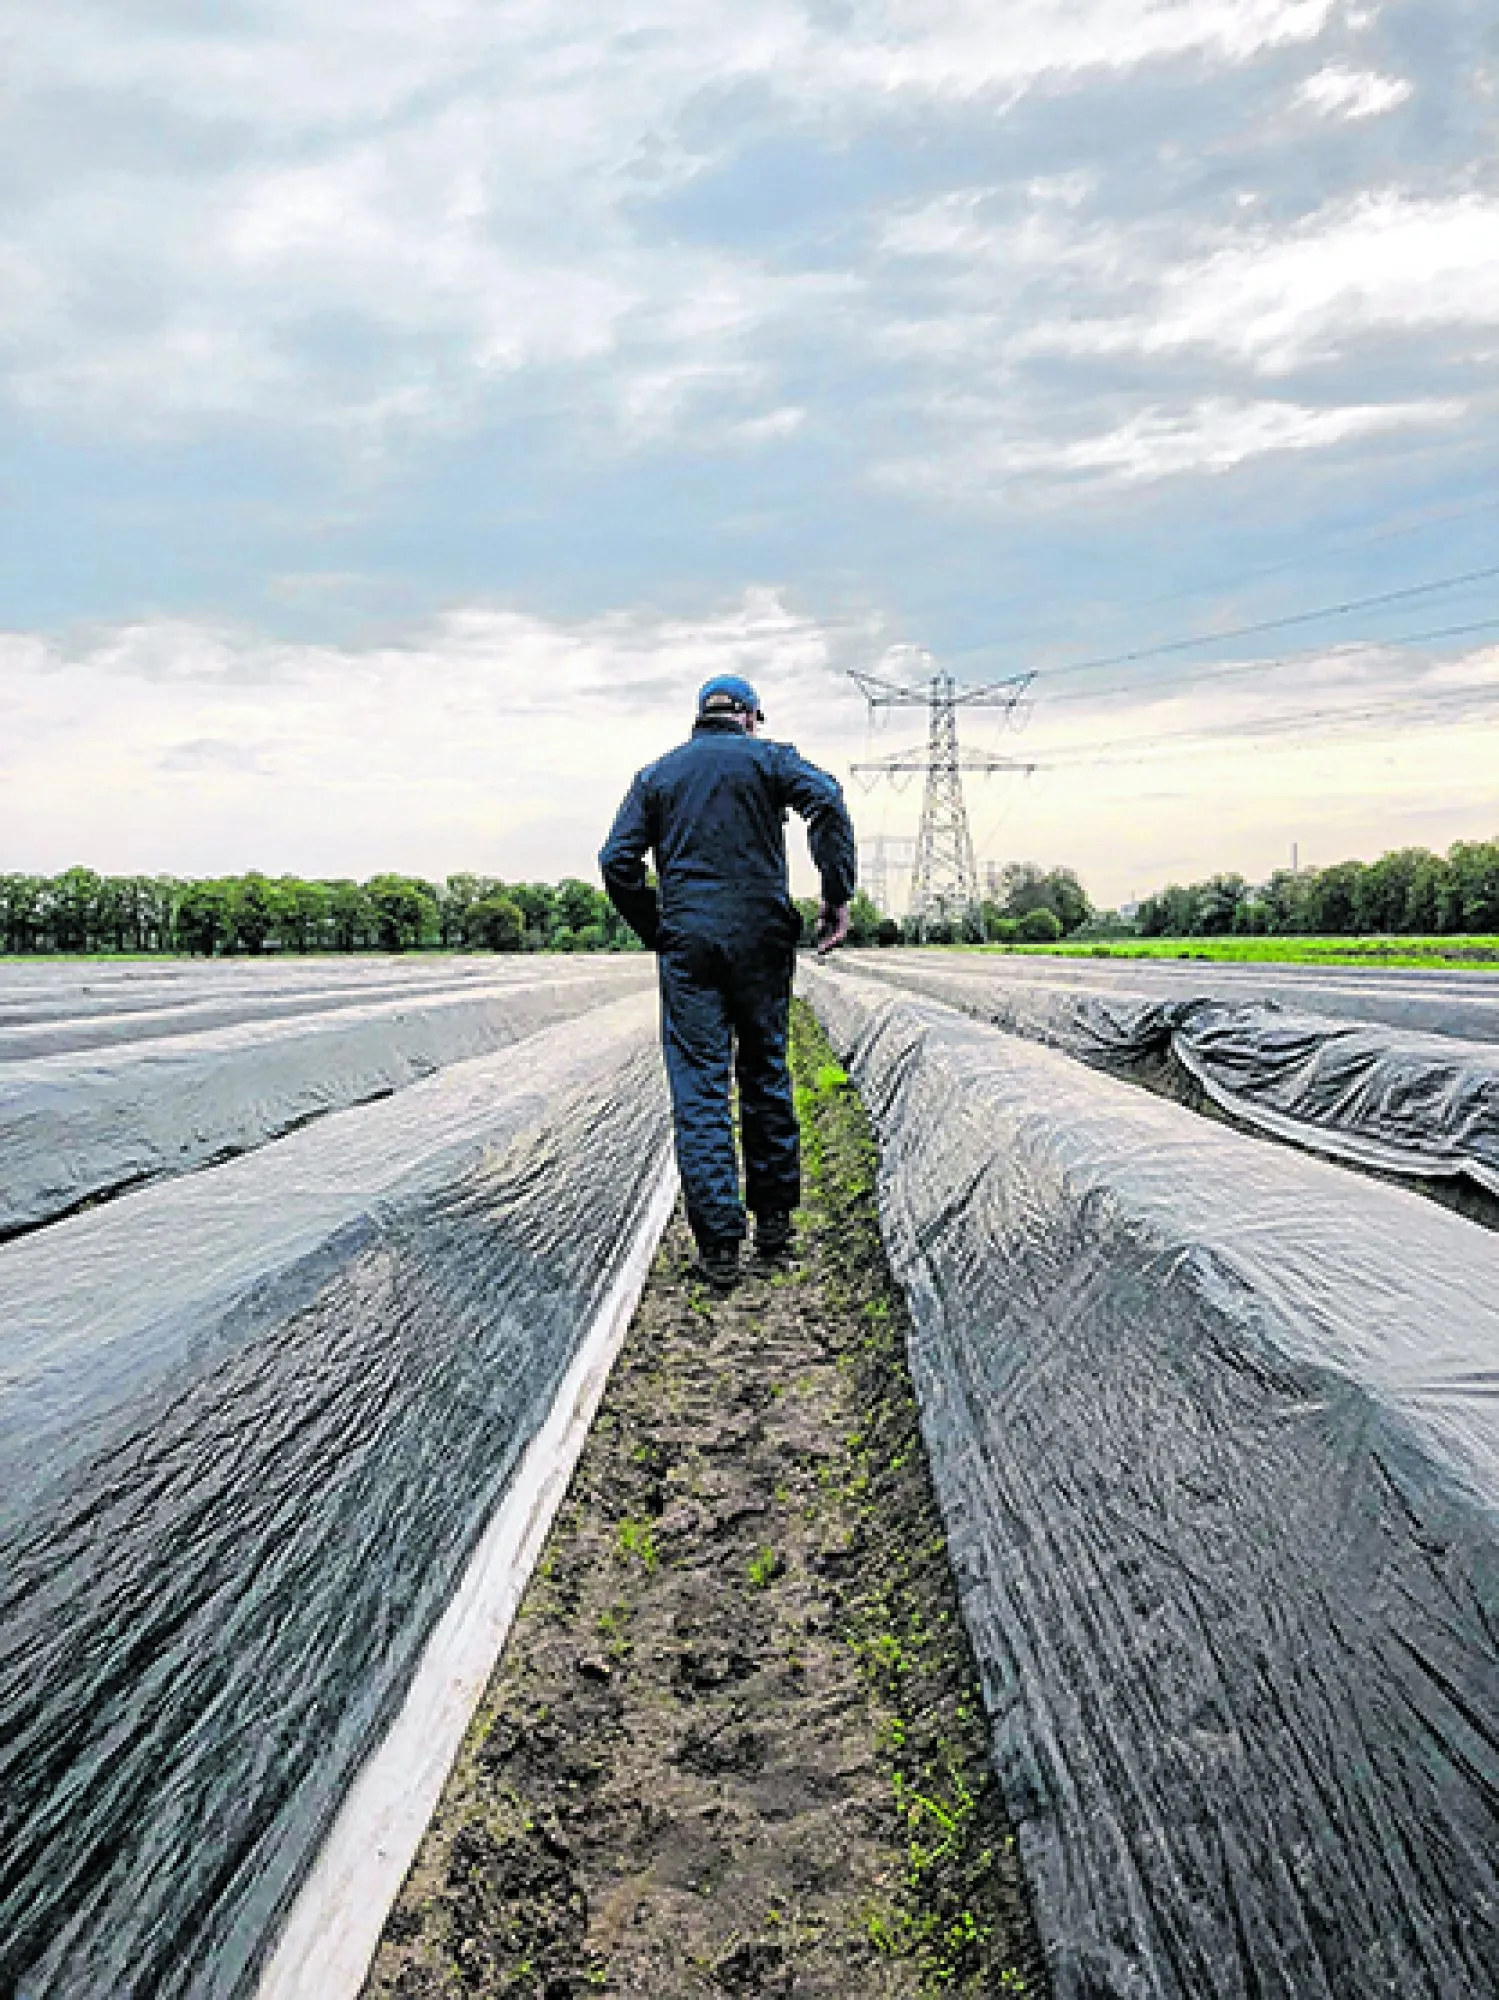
left=600, top=673, right=857, bottom=1290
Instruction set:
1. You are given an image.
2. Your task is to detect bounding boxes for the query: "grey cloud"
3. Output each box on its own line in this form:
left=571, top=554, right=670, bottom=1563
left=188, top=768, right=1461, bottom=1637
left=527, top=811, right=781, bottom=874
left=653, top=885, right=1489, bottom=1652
left=159, top=737, right=276, bottom=773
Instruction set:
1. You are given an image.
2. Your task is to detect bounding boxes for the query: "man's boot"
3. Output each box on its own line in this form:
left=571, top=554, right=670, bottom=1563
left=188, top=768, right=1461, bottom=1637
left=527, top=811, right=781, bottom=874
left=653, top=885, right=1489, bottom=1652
left=753, top=1209, right=795, bottom=1268
left=689, top=1238, right=741, bottom=1292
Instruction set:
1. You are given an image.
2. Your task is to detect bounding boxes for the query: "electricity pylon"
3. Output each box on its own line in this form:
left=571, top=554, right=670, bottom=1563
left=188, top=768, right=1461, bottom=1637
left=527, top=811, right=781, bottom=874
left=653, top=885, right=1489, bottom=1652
left=850, top=651, right=1035, bottom=932
left=858, top=833, right=916, bottom=917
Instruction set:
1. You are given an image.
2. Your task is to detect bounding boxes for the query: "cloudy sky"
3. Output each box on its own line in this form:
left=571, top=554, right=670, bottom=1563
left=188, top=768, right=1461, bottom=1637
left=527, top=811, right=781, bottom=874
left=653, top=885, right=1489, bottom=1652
left=2, top=0, right=1496, bottom=908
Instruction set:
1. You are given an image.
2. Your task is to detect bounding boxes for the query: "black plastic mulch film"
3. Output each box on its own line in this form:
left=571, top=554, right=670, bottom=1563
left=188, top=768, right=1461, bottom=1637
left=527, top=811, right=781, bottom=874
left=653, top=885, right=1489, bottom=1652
left=851, top=952, right=1499, bottom=1194
left=0, top=983, right=671, bottom=1999
left=0, top=960, right=653, bottom=1239
left=804, top=961, right=1499, bottom=2000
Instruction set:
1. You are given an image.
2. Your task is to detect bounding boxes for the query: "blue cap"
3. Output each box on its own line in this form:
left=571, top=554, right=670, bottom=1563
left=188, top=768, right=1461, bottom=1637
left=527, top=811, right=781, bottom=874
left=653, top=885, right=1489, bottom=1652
left=697, top=673, right=764, bottom=721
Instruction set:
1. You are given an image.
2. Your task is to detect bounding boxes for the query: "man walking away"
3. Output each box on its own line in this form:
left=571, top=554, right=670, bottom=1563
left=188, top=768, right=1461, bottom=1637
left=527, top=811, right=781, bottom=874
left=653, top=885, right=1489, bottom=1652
left=599, top=674, right=857, bottom=1290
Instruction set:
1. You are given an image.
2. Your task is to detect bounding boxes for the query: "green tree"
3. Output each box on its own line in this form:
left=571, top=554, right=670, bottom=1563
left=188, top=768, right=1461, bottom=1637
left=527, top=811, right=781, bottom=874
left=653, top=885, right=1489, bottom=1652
left=557, top=877, right=604, bottom=933
left=1262, top=869, right=1315, bottom=935
left=467, top=892, right=525, bottom=951
left=0, top=874, right=47, bottom=953
left=1447, top=839, right=1499, bottom=931
left=1404, top=852, right=1450, bottom=933
left=365, top=874, right=438, bottom=952
left=277, top=877, right=330, bottom=953
left=509, top=882, right=556, bottom=948
left=440, top=873, right=494, bottom=949
left=325, top=880, right=374, bottom=952
left=846, top=890, right=881, bottom=946
left=175, top=879, right=234, bottom=955
left=46, top=867, right=104, bottom=952
left=1018, top=906, right=1063, bottom=943
left=1194, top=873, right=1246, bottom=936
left=1306, top=860, right=1364, bottom=935
left=994, top=861, right=1091, bottom=935
left=1354, top=848, right=1429, bottom=934
left=228, top=873, right=279, bottom=954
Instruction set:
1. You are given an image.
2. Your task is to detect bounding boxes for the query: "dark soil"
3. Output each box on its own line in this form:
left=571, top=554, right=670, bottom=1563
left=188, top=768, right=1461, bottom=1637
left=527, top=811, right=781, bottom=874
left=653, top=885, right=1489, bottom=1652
left=362, top=1003, right=1044, bottom=1998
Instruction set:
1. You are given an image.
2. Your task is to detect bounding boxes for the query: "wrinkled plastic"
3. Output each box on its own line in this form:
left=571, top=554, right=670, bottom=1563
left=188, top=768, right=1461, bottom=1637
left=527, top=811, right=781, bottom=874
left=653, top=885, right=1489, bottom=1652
left=869, top=947, right=1499, bottom=1042
left=806, top=963, right=1499, bottom=2000
left=0, top=993, right=672, bottom=2000
left=853, top=955, right=1499, bottom=1193
left=0, top=957, right=607, bottom=1061
left=0, top=963, right=652, bottom=1237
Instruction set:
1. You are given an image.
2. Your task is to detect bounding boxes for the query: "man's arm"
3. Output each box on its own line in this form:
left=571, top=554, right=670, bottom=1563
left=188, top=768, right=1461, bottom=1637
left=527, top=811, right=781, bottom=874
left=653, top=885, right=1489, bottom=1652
left=599, top=775, right=661, bottom=948
left=776, top=746, right=857, bottom=952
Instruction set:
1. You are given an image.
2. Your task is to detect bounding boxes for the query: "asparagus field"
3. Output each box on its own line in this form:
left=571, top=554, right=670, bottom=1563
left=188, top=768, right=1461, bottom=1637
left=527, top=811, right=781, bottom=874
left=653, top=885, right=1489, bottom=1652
left=3, top=950, right=1496, bottom=1998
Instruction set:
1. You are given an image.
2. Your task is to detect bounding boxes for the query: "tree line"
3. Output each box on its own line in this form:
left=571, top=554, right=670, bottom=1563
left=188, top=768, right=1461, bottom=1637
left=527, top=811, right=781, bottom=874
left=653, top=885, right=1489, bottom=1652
left=0, top=869, right=642, bottom=956
left=1, top=858, right=1097, bottom=957
left=1136, top=836, right=1499, bottom=938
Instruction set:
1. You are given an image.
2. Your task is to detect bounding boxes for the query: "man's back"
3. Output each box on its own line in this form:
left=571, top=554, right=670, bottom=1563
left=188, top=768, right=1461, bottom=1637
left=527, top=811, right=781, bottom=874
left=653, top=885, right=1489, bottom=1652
left=600, top=713, right=854, bottom=945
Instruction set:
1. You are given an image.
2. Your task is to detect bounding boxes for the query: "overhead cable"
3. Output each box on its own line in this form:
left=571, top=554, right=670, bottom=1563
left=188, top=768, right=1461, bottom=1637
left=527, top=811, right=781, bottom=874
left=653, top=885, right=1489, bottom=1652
left=1044, top=673, right=1499, bottom=769
left=1038, top=614, right=1499, bottom=707
left=1035, top=564, right=1499, bottom=684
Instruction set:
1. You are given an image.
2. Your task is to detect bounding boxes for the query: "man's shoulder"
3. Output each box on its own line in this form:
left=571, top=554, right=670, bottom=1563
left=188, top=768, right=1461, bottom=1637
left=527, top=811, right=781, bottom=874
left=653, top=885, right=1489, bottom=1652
left=641, top=737, right=699, bottom=784
left=644, top=731, right=822, bottom=786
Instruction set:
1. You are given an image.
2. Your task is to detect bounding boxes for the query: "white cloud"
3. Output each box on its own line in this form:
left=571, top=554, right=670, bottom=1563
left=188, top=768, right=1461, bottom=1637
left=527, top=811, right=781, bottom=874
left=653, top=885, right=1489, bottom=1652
left=864, top=169, right=1498, bottom=497
left=1296, top=65, right=1413, bottom=118
left=0, top=0, right=1351, bottom=437
left=890, top=186, right=1499, bottom=377
left=0, top=592, right=887, bottom=878
left=903, top=395, right=1462, bottom=491
left=1141, top=193, right=1499, bottom=371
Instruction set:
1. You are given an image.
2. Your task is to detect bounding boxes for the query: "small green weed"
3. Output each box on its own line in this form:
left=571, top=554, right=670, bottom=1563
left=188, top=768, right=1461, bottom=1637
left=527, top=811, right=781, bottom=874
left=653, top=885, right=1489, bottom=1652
left=614, top=1518, right=658, bottom=1572
left=746, top=1545, right=783, bottom=1588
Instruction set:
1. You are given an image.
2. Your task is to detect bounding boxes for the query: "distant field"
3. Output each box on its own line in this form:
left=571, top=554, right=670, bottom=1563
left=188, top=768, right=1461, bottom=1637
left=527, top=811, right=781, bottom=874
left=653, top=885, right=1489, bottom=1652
left=981, top=935, right=1499, bottom=970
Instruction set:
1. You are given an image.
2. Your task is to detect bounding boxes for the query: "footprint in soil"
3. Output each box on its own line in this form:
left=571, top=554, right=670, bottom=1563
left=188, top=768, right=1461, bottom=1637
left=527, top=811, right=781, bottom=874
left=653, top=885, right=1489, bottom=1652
left=674, top=1714, right=766, bottom=1777
left=673, top=1641, right=758, bottom=1693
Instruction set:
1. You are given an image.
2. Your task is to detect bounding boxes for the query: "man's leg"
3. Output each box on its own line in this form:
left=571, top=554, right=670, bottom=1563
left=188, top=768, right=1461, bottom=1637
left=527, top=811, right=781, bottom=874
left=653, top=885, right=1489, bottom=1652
left=658, top=942, right=747, bottom=1250
left=729, top=942, right=799, bottom=1238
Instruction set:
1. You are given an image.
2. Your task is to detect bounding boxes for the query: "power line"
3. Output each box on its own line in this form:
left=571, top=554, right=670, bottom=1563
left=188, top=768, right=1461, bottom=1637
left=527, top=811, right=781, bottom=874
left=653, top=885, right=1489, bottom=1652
left=944, top=490, right=1499, bottom=668
left=1036, top=614, right=1499, bottom=708
left=1117, top=493, right=1499, bottom=614
left=1033, top=563, right=1499, bottom=686
left=1044, top=673, right=1499, bottom=769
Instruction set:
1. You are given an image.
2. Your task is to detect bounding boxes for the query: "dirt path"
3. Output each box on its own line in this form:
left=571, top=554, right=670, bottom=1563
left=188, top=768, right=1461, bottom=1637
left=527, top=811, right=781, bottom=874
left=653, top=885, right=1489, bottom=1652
left=363, top=1004, right=1044, bottom=1998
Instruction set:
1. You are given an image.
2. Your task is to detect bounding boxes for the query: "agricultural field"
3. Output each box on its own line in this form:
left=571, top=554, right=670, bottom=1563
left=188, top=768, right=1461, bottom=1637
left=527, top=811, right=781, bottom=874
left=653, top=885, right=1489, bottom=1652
left=3, top=948, right=1497, bottom=1998
left=999, top=932, right=1499, bottom=968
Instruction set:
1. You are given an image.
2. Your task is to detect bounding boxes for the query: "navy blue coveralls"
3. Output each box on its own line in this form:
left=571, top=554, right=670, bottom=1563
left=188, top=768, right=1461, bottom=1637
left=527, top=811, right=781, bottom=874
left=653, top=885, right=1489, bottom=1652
left=599, top=717, right=857, bottom=1248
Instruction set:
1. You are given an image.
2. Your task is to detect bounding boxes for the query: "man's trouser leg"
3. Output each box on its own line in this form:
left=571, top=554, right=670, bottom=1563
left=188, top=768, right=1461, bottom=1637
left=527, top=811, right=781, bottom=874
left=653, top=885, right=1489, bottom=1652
left=658, top=941, right=746, bottom=1246
left=729, top=942, right=799, bottom=1222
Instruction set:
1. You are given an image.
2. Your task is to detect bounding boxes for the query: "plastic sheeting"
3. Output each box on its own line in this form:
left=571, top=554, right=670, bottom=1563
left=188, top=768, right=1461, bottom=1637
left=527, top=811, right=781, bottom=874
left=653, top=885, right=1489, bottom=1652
left=852, top=955, right=1499, bottom=1194
left=867, top=947, right=1499, bottom=1043
left=0, top=957, right=605, bottom=1061
left=805, top=963, right=1499, bottom=2000
left=0, top=962, right=652, bottom=1238
left=0, top=993, right=673, bottom=2000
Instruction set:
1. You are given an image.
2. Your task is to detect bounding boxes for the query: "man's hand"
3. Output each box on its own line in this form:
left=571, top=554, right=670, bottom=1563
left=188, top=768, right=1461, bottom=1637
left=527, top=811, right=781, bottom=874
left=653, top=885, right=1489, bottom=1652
left=815, top=901, right=851, bottom=956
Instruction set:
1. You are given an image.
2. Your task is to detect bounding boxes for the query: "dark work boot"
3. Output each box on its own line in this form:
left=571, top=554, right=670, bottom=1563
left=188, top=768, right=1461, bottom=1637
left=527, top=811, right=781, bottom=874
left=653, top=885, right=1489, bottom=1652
left=752, top=1209, right=796, bottom=1268
left=689, top=1238, right=741, bottom=1292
